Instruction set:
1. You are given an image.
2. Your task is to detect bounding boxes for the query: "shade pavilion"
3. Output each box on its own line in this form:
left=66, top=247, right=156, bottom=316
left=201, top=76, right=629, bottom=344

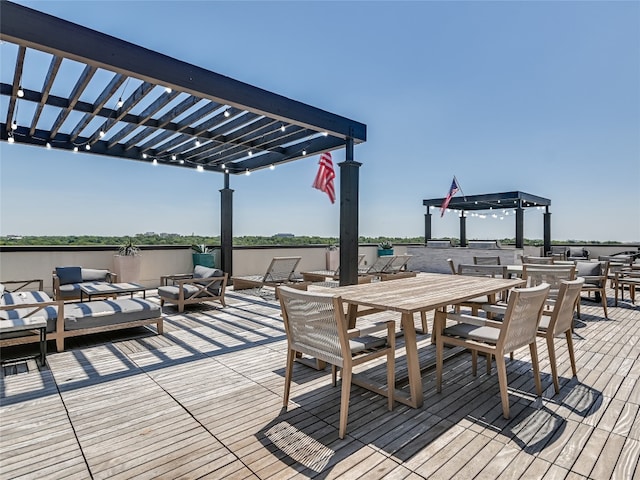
left=423, top=191, right=552, bottom=253
left=0, top=0, right=366, bottom=284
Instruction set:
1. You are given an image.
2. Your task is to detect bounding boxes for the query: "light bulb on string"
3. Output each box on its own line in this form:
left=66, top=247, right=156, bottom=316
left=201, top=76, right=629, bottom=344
left=17, top=86, right=24, bottom=98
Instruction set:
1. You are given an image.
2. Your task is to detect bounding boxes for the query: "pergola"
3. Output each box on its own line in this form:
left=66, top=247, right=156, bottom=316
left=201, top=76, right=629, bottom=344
left=423, top=191, right=552, bottom=253
left=0, top=1, right=367, bottom=284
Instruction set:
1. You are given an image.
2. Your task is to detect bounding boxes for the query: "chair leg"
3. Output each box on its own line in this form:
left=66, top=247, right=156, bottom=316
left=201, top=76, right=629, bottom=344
left=435, top=318, right=444, bottom=393
left=339, top=368, right=352, bottom=439
left=566, top=330, right=578, bottom=377
left=495, top=354, right=510, bottom=419
left=546, top=335, right=560, bottom=394
left=601, top=288, right=608, bottom=319
left=332, top=365, right=338, bottom=387
left=486, top=353, right=492, bottom=375
left=386, top=349, right=395, bottom=411
left=283, top=349, right=295, bottom=407
left=529, top=343, right=542, bottom=396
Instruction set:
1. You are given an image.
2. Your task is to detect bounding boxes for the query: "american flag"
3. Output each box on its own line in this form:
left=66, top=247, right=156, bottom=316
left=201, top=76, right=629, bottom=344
left=440, top=177, right=460, bottom=217
left=312, top=152, right=336, bottom=203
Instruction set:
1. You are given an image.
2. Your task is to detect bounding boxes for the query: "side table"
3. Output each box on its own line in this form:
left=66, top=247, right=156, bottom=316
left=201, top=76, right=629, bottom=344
left=0, top=317, right=47, bottom=367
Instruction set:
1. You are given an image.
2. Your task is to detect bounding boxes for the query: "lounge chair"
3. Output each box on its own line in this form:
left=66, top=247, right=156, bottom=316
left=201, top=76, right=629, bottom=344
left=379, top=255, right=416, bottom=281
left=301, top=254, right=366, bottom=282
left=158, top=265, right=228, bottom=313
left=358, top=255, right=396, bottom=276
left=231, top=256, right=304, bottom=291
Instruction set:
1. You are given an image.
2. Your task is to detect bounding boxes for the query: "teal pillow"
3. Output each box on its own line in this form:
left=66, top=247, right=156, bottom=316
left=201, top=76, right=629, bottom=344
left=56, top=266, right=82, bottom=285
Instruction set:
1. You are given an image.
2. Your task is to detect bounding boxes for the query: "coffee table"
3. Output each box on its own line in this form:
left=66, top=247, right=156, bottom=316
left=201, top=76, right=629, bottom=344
left=80, top=282, right=146, bottom=302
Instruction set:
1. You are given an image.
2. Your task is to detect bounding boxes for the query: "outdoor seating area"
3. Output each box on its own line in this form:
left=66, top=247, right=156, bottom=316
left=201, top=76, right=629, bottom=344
left=1, top=276, right=638, bottom=479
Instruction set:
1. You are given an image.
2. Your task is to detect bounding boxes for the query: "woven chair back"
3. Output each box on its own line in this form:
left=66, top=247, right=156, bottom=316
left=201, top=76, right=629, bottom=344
left=500, top=283, right=549, bottom=353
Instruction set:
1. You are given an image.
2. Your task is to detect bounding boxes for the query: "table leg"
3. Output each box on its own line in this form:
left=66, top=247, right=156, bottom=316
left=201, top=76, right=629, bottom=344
left=346, top=304, right=359, bottom=329
left=401, top=312, right=423, bottom=408
left=39, top=327, right=47, bottom=367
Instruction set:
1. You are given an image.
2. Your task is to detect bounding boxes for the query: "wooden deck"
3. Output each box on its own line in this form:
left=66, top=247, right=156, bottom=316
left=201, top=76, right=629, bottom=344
left=1, top=283, right=639, bottom=479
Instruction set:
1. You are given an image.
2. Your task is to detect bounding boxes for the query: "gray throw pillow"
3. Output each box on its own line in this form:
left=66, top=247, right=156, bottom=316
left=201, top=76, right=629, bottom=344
left=56, top=266, right=83, bottom=285
left=193, top=265, right=223, bottom=279
left=575, top=261, right=600, bottom=277
left=82, top=269, right=109, bottom=282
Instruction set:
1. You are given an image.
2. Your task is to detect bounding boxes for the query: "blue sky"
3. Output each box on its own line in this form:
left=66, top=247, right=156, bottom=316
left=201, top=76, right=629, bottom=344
left=1, top=1, right=639, bottom=242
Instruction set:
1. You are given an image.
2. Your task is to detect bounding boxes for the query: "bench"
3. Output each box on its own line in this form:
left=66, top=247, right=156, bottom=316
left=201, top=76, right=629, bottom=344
left=0, top=285, right=162, bottom=352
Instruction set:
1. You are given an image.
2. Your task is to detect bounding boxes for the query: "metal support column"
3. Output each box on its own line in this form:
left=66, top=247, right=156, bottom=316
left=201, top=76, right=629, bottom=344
left=338, top=137, right=361, bottom=286
left=543, top=207, right=551, bottom=255
left=515, top=202, right=524, bottom=249
left=424, top=208, right=432, bottom=244
left=459, top=211, right=467, bottom=247
left=220, top=172, right=234, bottom=276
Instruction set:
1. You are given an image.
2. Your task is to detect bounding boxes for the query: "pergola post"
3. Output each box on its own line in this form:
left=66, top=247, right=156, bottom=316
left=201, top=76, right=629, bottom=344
left=424, top=208, right=432, bottom=244
left=220, top=172, right=234, bottom=275
left=338, top=137, right=361, bottom=286
left=544, top=207, right=551, bottom=255
left=515, top=202, right=524, bottom=249
left=459, top=211, right=467, bottom=247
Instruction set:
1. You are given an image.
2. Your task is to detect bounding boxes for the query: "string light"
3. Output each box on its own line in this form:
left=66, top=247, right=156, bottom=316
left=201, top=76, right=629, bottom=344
left=194, top=139, right=201, bottom=147
left=165, top=87, right=172, bottom=93
left=46, top=142, right=51, bottom=149
left=117, top=97, right=123, bottom=108
left=280, top=124, right=286, bottom=132
left=171, top=154, right=177, bottom=161
left=85, top=144, right=91, bottom=150
left=142, top=153, right=147, bottom=159
left=224, top=109, right=230, bottom=118
left=152, top=159, right=158, bottom=166
left=179, top=159, right=184, bottom=165
left=197, top=165, right=204, bottom=172
left=7, top=135, right=14, bottom=143
left=245, top=169, right=250, bottom=176
left=11, top=120, right=17, bottom=130
left=99, top=130, right=105, bottom=137
left=248, top=150, right=253, bottom=156
left=17, top=86, right=24, bottom=98
left=73, top=146, right=78, bottom=152
left=302, top=149, right=307, bottom=155
left=269, top=164, right=275, bottom=170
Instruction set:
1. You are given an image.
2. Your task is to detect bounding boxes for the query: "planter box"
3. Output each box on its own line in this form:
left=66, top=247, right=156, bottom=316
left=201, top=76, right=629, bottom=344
left=113, top=255, right=141, bottom=283
left=192, top=252, right=216, bottom=268
left=378, top=248, right=394, bottom=256
left=326, top=249, right=339, bottom=271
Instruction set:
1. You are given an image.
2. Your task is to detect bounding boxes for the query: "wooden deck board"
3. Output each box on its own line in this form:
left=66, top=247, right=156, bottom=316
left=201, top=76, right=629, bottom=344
left=0, top=284, right=638, bottom=479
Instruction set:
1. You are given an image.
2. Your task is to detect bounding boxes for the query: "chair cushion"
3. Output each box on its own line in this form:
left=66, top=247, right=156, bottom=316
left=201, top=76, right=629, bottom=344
left=0, top=291, right=57, bottom=333
left=0, top=284, right=5, bottom=302
left=443, top=323, right=500, bottom=343
left=194, top=265, right=223, bottom=279
left=568, top=248, right=587, bottom=258
left=64, top=299, right=160, bottom=330
left=56, top=266, right=82, bottom=285
left=81, top=268, right=110, bottom=282
left=349, top=335, right=387, bottom=353
left=158, top=285, right=202, bottom=300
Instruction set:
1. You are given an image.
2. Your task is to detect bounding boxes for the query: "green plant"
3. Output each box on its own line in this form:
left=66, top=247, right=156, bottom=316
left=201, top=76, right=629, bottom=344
left=378, top=241, right=393, bottom=250
left=118, top=238, right=140, bottom=256
left=191, top=244, right=212, bottom=254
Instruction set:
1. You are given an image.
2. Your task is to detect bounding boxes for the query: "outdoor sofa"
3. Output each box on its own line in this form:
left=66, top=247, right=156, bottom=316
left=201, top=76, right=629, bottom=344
left=52, top=266, right=118, bottom=301
left=0, top=279, right=162, bottom=352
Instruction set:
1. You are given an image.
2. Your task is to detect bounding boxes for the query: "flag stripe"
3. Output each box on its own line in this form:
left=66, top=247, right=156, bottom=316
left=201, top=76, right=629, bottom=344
left=312, top=152, right=336, bottom=203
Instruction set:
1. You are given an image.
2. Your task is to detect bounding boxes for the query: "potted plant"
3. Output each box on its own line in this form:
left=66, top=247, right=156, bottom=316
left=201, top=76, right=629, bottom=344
left=113, top=238, right=142, bottom=283
left=378, top=241, right=394, bottom=256
left=326, top=244, right=339, bottom=271
left=192, top=244, right=216, bottom=268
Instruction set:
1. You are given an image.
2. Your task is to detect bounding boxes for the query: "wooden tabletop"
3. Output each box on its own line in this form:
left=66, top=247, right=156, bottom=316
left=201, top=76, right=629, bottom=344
left=311, top=273, right=524, bottom=314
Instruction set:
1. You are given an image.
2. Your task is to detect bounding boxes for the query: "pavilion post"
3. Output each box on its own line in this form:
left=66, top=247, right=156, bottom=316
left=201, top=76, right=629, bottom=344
left=515, top=202, right=524, bottom=248
left=424, top=208, right=432, bottom=244
left=338, top=137, right=361, bottom=286
left=459, top=211, right=467, bottom=247
left=220, top=172, right=234, bottom=275
left=543, top=206, right=551, bottom=255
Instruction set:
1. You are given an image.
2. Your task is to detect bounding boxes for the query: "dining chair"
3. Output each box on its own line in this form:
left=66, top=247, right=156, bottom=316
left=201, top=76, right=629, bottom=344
left=278, top=286, right=396, bottom=439
left=537, top=278, right=584, bottom=394
left=523, top=264, right=576, bottom=309
left=456, top=264, right=510, bottom=314
left=434, top=282, right=550, bottom=419
left=446, top=258, right=457, bottom=275
left=473, top=256, right=501, bottom=265
left=521, top=255, right=555, bottom=265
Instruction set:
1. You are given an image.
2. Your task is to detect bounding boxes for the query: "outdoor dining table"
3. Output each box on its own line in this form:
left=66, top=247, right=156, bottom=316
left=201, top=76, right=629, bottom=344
left=312, top=273, right=524, bottom=408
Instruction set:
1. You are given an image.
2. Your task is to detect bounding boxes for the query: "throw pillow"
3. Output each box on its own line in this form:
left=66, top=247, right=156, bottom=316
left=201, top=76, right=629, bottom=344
left=575, top=261, right=600, bottom=277
left=56, top=266, right=83, bottom=285
left=193, top=265, right=223, bottom=278
left=81, top=269, right=109, bottom=282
